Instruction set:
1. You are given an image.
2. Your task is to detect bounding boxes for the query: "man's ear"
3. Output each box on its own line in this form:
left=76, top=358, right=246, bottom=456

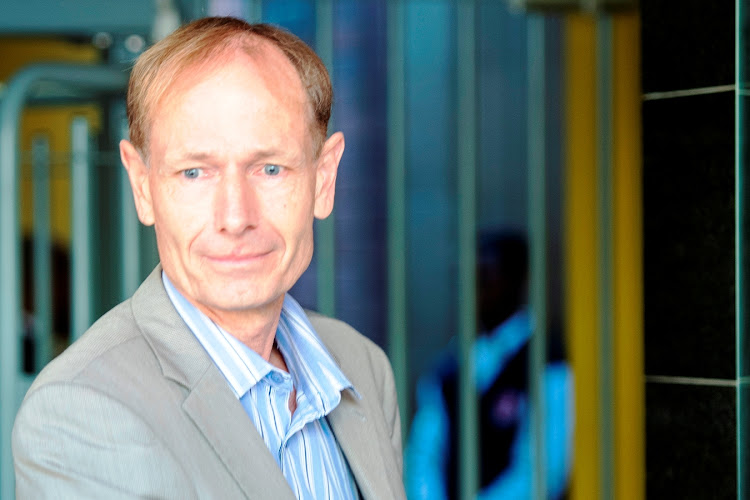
left=119, top=140, right=155, bottom=226
left=314, top=131, right=345, bottom=220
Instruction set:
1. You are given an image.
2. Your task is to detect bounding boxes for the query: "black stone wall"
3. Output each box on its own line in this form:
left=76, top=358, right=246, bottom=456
left=642, top=1, right=738, bottom=498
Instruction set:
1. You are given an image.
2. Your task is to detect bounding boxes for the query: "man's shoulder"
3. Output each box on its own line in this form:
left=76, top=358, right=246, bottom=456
left=306, top=311, right=385, bottom=360
left=305, top=311, right=393, bottom=382
left=25, top=298, right=153, bottom=396
left=306, top=311, right=371, bottom=344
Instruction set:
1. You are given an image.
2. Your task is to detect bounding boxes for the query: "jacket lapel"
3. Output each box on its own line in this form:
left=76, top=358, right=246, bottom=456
left=327, top=388, right=399, bottom=500
left=183, top=366, right=294, bottom=499
left=308, top=313, right=404, bottom=500
left=132, top=266, right=294, bottom=499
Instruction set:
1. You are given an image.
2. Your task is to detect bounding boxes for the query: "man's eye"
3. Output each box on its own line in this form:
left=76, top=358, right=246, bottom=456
left=182, top=168, right=201, bottom=179
left=263, top=164, right=281, bottom=176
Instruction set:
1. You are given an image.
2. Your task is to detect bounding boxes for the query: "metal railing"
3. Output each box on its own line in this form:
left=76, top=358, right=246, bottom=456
left=0, top=63, right=128, bottom=499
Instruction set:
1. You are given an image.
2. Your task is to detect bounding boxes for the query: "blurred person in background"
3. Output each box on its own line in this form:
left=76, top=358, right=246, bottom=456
left=406, top=231, right=572, bottom=499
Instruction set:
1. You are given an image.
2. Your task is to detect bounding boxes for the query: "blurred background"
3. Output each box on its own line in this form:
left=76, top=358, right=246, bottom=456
left=0, top=0, right=746, bottom=498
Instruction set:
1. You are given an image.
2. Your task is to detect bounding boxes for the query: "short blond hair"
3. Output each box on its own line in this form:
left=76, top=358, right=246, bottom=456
left=127, top=17, right=332, bottom=159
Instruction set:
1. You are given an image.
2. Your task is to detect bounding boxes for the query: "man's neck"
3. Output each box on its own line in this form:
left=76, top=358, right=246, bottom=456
left=204, top=298, right=296, bottom=412
left=196, top=298, right=285, bottom=363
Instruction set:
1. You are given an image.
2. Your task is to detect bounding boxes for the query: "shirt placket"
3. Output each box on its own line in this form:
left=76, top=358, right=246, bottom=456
left=282, top=389, right=327, bottom=498
left=268, top=370, right=297, bottom=473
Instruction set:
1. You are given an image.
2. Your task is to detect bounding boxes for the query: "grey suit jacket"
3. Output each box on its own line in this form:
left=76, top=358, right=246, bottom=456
left=13, top=266, right=405, bottom=499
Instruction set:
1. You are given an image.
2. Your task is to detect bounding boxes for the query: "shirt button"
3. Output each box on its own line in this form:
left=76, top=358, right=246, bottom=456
left=269, top=372, right=284, bottom=385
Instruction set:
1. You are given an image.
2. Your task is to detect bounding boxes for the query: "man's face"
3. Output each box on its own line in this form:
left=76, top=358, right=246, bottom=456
left=121, top=44, right=343, bottom=319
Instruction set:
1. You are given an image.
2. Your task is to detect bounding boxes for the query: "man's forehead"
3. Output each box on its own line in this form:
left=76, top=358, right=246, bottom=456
left=171, top=41, right=300, bottom=98
left=139, top=36, right=318, bottom=161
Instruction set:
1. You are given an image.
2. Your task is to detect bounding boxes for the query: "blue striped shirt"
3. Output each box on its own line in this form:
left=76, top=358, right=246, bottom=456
left=162, top=273, right=359, bottom=499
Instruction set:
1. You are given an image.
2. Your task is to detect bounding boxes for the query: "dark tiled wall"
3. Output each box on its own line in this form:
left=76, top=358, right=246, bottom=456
left=642, top=1, right=737, bottom=496
left=641, top=1, right=734, bottom=93
left=643, top=91, right=735, bottom=380
left=646, top=384, right=737, bottom=499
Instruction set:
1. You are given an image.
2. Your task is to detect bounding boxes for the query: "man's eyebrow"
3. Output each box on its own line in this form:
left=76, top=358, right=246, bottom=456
left=162, top=151, right=217, bottom=164
left=180, top=152, right=215, bottom=161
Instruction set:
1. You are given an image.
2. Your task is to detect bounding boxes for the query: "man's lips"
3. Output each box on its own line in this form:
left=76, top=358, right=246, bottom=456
left=205, top=250, right=273, bottom=264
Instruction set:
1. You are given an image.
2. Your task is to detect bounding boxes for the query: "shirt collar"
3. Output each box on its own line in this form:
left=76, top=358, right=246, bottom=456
left=276, top=294, right=360, bottom=412
left=162, top=272, right=356, bottom=414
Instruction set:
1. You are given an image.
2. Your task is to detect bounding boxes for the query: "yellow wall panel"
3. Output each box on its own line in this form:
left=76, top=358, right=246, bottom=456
left=0, top=37, right=100, bottom=80
left=564, top=14, right=600, bottom=500
left=612, top=13, right=644, bottom=500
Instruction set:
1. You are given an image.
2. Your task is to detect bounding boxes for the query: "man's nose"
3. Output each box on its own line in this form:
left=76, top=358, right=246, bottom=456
left=214, top=169, right=259, bottom=234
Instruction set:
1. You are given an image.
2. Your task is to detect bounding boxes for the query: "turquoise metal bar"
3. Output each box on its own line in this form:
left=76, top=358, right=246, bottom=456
left=119, top=116, right=141, bottom=299
left=71, top=117, right=93, bottom=341
left=315, top=0, right=336, bottom=317
left=527, top=15, right=548, bottom=500
left=596, top=15, right=615, bottom=500
left=0, top=120, right=21, bottom=499
left=386, top=0, right=409, bottom=438
left=188, top=0, right=207, bottom=20
left=32, top=135, right=53, bottom=373
left=248, top=0, right=262, bottom=22
left=0, top=62, right=127, bottom=500
left=457, top=0, right=478, bottom=498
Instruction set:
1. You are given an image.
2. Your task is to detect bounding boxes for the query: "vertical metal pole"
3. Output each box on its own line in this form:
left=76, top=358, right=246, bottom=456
left=315, top=0, right=336, bottom=317
left=564, top=16, right=600, bottom=497
left=596, top=15, right=615, bottom=500
left=32, top=135, right=53, bottom=371
left=248, top=0, right=262, bottom=22
left=457, top=0, right=478, bottom=498
left=120, top=117, right=141, bottom=299
left=611, top=14, right=645, bottom=500
left=188, top=0, right=207, bottom=20
left=527, top=14, right=548, bottom=500
left=71, top=117, right=93, bottom=340
left=386, top=0, right=409, bottom=437
left=0, top=87, right=22, bottom=500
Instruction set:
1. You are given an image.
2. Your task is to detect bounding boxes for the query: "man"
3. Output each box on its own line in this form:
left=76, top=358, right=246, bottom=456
left=13, top=17, right=404, bottom=499
left=405, top=232, right=572, bottom=499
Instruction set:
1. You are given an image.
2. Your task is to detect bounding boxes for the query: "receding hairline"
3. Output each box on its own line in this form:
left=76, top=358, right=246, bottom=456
left=148, top=36, right=312, bottom=151
left=128, top=21, right=331, bottom=161
left=160, top=33, right=300, bottom=92
left=172, top=40, right=306, bottom=110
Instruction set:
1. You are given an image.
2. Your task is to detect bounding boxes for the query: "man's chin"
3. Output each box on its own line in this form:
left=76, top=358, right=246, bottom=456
left=196, top=286, right=285, bottom=314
